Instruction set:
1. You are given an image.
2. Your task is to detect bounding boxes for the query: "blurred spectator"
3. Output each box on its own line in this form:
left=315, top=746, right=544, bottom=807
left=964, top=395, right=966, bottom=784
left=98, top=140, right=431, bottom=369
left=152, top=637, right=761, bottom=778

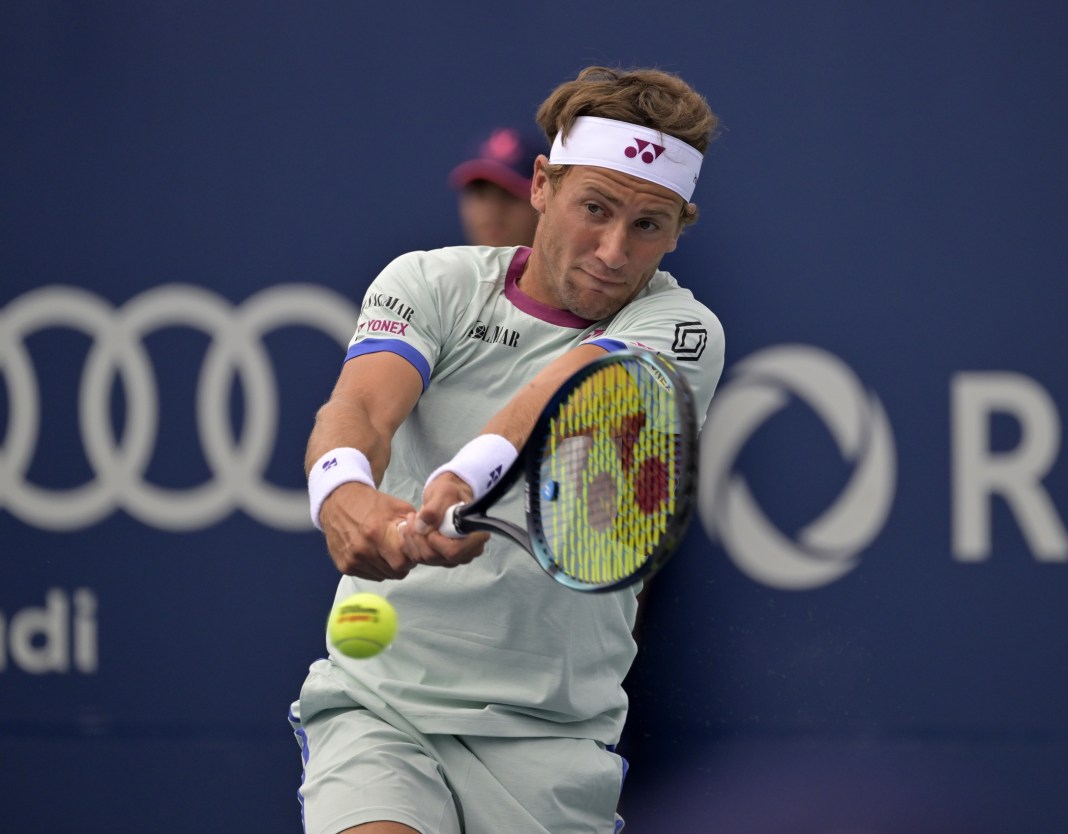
left=448, top=126, right=544, bottom=246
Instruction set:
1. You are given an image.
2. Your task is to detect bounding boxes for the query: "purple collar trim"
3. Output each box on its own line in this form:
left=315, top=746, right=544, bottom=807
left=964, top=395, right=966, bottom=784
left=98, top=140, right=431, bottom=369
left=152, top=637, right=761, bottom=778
left=504, top=247, right=598, bottom=329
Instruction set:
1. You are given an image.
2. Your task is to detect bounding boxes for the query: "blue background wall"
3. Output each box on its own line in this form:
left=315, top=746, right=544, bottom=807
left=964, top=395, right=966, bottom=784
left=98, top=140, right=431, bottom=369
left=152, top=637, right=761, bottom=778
left=2, top=2, right=1066, bottom=831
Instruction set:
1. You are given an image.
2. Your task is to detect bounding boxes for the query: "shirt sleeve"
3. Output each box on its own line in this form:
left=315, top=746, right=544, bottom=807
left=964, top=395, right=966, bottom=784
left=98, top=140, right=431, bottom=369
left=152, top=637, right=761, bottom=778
left=582, top=281, right=725, bottom=424
left=344, top=251, right=452, bottom=390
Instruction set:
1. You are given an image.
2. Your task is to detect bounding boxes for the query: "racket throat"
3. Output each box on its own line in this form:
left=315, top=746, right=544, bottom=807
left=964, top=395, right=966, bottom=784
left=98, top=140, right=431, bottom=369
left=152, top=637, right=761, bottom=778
left=463, top=517, right=532, bottom=551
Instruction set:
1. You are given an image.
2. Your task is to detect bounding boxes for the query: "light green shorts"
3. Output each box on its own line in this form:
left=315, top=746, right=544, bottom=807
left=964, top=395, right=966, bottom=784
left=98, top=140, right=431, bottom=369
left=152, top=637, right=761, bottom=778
left=289, top=665, right=626, bottom=834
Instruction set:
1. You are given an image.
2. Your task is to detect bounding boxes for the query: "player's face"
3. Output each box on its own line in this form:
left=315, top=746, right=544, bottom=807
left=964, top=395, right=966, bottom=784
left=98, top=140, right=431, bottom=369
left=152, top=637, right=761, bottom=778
left=526, top=160, right=683, bottom=321
left=459, top=181, right=540, bottom=248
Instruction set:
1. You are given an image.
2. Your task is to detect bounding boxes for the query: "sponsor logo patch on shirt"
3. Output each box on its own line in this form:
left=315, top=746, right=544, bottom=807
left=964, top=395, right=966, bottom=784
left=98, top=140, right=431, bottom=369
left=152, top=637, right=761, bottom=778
left=671, top=321, right=708, bottom=361
left=363, top=293, right=415, bottom=322
left=467, top=321, right=521, bottom=348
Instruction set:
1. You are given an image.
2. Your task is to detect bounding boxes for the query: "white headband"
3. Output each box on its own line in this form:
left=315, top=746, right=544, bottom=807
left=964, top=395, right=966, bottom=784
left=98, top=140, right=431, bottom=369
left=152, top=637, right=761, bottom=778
left=548, top=116, right=703, bottom=201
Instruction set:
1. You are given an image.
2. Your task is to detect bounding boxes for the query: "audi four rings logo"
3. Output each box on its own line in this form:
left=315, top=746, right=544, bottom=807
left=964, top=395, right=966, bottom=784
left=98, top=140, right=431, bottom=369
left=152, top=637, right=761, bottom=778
left=697, top=345, right=897, bottom=590
left=0, top=284, right=359, bottom=532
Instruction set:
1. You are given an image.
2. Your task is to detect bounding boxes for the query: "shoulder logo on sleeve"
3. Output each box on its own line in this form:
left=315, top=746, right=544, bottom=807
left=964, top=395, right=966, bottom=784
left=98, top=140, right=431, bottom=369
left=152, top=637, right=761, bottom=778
left=357, top=318, right=409, bottom=336
left=363, top=293, right=415, bottom=323
left=671, top=321, right=708, bottom=361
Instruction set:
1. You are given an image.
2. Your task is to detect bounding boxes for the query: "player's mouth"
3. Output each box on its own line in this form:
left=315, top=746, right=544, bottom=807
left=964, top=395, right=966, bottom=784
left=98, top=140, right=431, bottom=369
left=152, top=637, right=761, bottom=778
left=577, top=267, right=627, bottom=290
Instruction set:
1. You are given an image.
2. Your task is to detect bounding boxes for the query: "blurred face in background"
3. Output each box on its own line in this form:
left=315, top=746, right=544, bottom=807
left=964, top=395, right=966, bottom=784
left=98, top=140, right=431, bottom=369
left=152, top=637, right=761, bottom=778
left=458, top=180, right=540, bottom=248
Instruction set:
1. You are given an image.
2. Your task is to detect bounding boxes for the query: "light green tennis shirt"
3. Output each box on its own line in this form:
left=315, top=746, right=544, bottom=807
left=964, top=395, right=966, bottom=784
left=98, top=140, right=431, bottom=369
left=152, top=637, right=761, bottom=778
left=306, top=245, right=724, bottom=745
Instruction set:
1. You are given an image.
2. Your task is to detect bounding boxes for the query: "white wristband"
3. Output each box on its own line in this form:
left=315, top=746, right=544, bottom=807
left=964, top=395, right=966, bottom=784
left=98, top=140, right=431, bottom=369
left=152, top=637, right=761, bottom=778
left=425, top=434, right=518, bottom=501
left=308, top=447, right=375, bottom=530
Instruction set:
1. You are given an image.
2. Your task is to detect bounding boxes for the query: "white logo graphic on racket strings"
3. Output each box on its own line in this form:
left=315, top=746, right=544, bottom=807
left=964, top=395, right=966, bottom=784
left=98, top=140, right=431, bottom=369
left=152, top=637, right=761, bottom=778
left=697, top=345, right=896, bottom=589
left=0, top=284, right=358, bottom=531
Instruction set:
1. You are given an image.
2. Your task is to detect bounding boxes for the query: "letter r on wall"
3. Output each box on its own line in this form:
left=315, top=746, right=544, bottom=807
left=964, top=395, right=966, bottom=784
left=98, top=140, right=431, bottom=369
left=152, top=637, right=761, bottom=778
left=951, top=372, right=1067, bottom=561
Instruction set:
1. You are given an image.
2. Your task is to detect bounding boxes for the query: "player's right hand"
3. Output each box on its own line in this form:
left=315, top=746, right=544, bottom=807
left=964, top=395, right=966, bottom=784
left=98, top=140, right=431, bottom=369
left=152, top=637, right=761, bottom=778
left=318, top=483, right=417, bottom=581
left=403, top=472, right=490, bottom=567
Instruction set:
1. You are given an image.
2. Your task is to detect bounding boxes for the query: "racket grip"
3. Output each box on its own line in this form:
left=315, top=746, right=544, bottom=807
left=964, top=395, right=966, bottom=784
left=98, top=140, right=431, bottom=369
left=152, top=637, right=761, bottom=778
left=438, top=503, right=466, bottom=538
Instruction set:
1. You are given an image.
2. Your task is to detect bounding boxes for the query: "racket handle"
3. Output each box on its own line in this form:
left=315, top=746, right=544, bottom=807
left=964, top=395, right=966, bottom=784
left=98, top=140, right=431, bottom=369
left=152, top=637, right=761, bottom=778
left=438, top=503, right=466, bottom=538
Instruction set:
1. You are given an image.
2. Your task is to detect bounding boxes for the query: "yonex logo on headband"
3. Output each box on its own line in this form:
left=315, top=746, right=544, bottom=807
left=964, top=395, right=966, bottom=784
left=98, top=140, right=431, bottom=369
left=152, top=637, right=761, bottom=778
left=625, top=140, right=665, bottom=164
left=549, top=116, right=703, bottom=201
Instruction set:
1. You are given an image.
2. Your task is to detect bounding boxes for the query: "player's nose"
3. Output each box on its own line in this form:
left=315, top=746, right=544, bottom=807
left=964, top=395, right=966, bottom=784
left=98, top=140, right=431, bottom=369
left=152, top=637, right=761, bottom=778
left=594, top=222, right=628, bottom=270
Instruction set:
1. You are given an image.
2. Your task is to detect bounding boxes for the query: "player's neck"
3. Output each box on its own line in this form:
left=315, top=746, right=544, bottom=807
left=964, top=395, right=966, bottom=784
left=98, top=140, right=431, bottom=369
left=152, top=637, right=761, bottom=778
left=514, top=248, right=560, bottom=310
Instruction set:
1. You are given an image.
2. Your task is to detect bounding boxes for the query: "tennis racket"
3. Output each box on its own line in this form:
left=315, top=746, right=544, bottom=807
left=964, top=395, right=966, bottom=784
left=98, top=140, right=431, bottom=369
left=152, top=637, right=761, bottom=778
left=439, top=348, right=698, bottom=592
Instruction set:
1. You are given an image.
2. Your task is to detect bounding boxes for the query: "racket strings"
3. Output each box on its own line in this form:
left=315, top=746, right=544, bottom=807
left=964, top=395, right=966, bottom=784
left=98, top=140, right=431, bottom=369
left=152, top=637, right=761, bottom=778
left=542, top=359, right=680, bottom=586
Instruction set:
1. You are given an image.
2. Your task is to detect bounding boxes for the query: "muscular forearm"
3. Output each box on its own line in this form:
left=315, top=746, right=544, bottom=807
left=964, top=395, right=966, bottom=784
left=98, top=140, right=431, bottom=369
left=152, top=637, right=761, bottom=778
left=305, top=396, right=394, bottom=483
left=304, top=352, right=424, bottom=484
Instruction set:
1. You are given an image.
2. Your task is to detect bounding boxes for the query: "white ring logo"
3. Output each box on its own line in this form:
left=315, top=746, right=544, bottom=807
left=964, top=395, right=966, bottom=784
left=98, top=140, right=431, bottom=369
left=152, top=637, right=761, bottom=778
left=697, top=345, right=896, bottom=590
left=0, top=284, right=359, bottom=532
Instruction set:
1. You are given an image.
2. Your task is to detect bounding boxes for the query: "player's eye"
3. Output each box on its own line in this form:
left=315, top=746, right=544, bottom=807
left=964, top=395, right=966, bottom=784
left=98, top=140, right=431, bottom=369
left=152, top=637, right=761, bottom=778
left=585, top=203, right=605, bottom=217
left=635, top=219, right=660, bottom=232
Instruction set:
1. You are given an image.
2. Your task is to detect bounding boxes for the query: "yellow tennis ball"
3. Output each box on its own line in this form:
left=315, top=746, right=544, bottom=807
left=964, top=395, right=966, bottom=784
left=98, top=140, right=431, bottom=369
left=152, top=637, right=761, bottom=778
left=327, top=593, right=397, bottom=659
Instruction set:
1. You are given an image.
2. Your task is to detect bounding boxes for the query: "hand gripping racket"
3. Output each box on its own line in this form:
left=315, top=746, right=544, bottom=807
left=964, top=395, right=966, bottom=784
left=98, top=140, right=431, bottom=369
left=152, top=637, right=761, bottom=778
left=439, top=349, right=698, bottom=592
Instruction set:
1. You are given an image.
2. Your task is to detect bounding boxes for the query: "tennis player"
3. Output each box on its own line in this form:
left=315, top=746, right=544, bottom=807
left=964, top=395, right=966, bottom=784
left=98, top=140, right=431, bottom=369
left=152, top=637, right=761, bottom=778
left=290, top=65, right=725, bottom=834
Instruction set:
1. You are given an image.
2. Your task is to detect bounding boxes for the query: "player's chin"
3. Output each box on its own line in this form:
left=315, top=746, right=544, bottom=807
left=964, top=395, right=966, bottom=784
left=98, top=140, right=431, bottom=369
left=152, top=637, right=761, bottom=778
left=573, top=295, right=627, bottom=321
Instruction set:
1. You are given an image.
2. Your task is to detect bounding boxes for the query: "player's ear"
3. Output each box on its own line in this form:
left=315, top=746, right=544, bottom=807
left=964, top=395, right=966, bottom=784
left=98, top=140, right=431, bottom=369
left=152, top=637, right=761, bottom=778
left=669, top=201, right=697, bottom=248
left=530, top=155, right=551, bottom=213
